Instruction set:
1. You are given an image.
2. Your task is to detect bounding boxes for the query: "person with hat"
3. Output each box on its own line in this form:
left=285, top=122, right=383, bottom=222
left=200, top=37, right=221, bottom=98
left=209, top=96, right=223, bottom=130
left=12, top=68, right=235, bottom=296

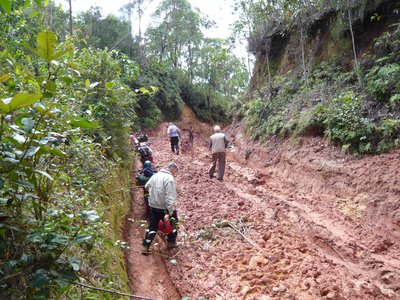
left=209, top=125, right=229, bottom=181
left=167, top=122, right=181, bottom=154
left=142, top=162, right=179, bottom=255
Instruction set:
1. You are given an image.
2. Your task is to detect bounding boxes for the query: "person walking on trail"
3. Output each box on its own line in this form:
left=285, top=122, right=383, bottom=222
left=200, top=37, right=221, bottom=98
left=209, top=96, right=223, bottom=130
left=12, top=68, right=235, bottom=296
left=142, top=162, right=179, bottom=255
left=188, top=124, right=194, bottom=148
left=167, top=122, right=181, bottom=154
left=208, top=125, right=229, bottom=181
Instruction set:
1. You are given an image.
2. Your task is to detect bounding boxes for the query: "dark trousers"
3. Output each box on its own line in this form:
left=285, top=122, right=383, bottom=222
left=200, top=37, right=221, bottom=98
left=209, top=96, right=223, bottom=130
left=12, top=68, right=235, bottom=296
left=170, top=136, right=179, bottom=153
left=208, top=152, right=226, bottom=180
left=143, top=208, right=178, bottom=246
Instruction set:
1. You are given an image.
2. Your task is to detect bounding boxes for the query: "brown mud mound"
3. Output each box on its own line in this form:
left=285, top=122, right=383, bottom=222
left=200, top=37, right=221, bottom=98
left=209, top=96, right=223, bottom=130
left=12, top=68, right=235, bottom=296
left=126, top=114, right=400, bottom=299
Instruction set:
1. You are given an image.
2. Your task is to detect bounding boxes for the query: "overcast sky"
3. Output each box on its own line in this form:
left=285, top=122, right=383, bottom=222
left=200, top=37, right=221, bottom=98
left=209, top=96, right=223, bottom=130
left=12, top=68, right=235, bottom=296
left=61, top=0, right=238, bottom=39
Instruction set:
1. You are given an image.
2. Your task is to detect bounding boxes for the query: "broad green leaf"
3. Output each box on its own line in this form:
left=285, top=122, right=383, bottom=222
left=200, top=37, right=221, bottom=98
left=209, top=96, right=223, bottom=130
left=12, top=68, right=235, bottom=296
left=28, top=9, right=38, bottom=18
left=85, top=79, right=90, bottom=88
left=80, top=210, right=100, bottom=222
left=105, top=81, right=115, bottom=89
left=33, top=102, right=47, bottom=114
left=38, top=136, right=57, bottom=145
left=72, top=234, right=93, bottom=244
left=51, top=234, right=69, bottom=245
left=0, top=74, right=11, bottom=83
left=12, top=133, right=26, bottom=144
left=9, top=180, right=34, bottom=189
left=44, top=80, right=56, bottom=92
left=53, top=270, right=78, bottom=284
left=67, top=62, right=78, bottom=69
left=32, top=32, right=68, bottom=62
left=0, top=93, right=42, bottom=113
left=71, top=117, right=100, bottom=129
left=37, top=146, right=67, bottom=158
left=33, top=0, right=43, bottom=8
left=0, top=97, right=11, bottom=113
left=22, top=117, right=35, bottom=132
left=30, top=273, right=49, bottom=288
left=139, top=87, right=149, bottom=94
left=36, top=76, right=44, bottom=85
left=37, top=31, right=56, bottom=54
left=34, top=169, right=53, bottom=181
left=0, top=0, right=11, bottom=14
left=60, top=76, right=72, bottom=84
left=50, top=49, right=70, bottom=61
left=25, top=146, right=40, bottom=157
left=21, top=253, right=34, bottom=264
left=42, top=92, right=53, bottom=98
left=1, top=157, right=19, bottom=166
left=23, top=0, right=31, bottom=9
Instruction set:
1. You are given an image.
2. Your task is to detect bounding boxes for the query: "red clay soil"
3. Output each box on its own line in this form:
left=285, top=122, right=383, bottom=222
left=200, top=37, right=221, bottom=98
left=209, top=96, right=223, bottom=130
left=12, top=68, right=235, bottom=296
left=125, top=108, right=400, bottom=300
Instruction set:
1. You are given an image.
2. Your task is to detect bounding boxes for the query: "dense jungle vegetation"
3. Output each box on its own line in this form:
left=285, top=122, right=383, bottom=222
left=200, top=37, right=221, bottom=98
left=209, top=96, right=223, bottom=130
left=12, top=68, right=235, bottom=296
left=0, top=0, right=247, bottom=298
left=234, top=0, right=400, bottom=154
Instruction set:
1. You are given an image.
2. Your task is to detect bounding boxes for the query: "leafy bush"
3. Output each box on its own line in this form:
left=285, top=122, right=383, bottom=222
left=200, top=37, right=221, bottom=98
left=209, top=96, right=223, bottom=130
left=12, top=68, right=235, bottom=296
left=366, top=63, right=400, bottom=102
left=376, top=118, right=400, bottom=152
left=134, top=63, right=184, bottom=122
left=294, top=104, right=328, bottom=136
left=0, top=27, right=132, bottom=299
left=179, top=76, right=228, bottom=123
left=324, top=92, right=376, bottom=153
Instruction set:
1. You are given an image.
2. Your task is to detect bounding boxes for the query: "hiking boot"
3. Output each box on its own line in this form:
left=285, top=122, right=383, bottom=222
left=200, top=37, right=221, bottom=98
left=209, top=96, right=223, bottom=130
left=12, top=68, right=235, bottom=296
left=217, top=177, right=223, bottom=181
left=142, top=245, right=151, bottom=255
left=167, top=241, right=178, bottom=249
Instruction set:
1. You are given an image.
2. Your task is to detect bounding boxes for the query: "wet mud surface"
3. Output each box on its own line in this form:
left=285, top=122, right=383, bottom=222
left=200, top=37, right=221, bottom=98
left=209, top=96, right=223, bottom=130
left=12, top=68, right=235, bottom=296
left=126, top=108, right=400, bottom=300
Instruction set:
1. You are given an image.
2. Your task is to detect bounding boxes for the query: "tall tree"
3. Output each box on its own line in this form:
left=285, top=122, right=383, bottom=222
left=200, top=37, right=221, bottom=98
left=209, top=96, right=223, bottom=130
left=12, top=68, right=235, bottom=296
left=120, top=0, right=153, bottom=68
left=68, top=0, right=72, bottom=35
left=146, top=0, right=205, bottom=72
left=196, top=38, right=248, bottom=104
left=75, top=8, right=136, bottom=57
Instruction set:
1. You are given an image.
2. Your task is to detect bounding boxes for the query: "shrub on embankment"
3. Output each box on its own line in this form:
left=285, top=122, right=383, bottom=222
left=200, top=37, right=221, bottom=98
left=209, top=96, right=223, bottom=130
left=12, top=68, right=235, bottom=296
left=239, top=0, right=400, bottom=154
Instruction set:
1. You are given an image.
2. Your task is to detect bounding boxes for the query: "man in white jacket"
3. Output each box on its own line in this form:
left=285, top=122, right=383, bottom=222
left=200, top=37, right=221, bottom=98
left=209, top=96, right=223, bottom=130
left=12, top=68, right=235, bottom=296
left=209, top=125, right=229, bottom=181
left=142, top=162, right=179, bottom=255
left=167, top=123, right=181, bottom=154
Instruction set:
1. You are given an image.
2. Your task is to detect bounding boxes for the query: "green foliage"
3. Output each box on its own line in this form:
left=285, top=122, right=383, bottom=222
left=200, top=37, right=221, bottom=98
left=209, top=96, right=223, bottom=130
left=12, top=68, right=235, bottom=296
left=0, top=4, right=135, bottom=296
left=75, top=48, right=138, bottom=161
left=179, top=76, right=228, bottom=123
left=324, top=92, right=376, bottom=153
left=376, top=118, right=400, bottom=152
left=133, top=64, right=184, bottom=123
left=242, top=10, right=400, bottom=154
left=294, top=103, right=328, bottom=136
left=75, top=7, right=137, bottom=58
left=366, top=63, right=400, bottom=102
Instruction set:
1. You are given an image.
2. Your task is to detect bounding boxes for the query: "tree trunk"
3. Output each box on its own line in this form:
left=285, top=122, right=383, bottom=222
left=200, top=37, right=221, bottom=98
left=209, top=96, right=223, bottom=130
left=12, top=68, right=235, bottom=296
left=266, top=54, right=272, bottom=99
left=347, top=1, right=358, bottom=69
left=347, top=0, right=363, bottom=87
left=68, top=0, right=73, bottom=36
left=138, top=1, right=144, bottom=69
left=300, top=24, right=308, bottom=88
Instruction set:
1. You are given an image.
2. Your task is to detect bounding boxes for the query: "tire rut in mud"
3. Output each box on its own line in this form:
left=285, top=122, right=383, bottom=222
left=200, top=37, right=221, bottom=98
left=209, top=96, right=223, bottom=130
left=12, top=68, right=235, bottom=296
left=125, top=121, right=400, bottom=299
left=124, top=165, right=181, bottom=300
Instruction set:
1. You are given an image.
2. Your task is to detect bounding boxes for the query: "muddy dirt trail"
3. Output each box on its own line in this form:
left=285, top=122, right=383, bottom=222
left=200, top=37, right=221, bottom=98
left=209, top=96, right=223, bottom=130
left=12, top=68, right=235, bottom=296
left=125, top=108, right=400, bottom=300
